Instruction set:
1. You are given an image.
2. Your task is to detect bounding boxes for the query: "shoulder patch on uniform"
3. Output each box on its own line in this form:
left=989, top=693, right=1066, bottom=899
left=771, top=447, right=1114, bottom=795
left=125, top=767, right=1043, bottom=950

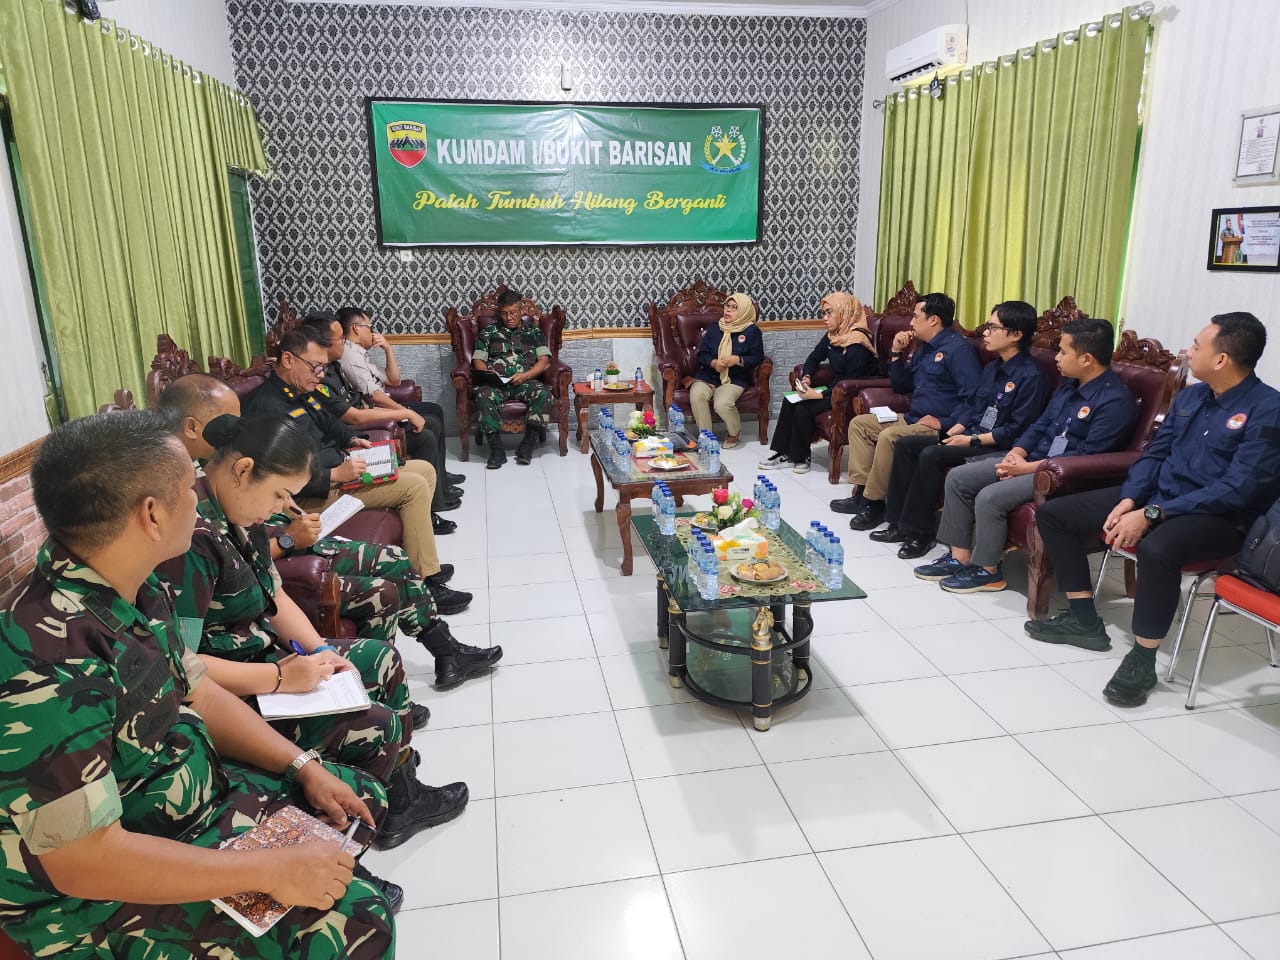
left=316, top=384, right=330, bottom=396
left=288, top=407, right=305, bottom=418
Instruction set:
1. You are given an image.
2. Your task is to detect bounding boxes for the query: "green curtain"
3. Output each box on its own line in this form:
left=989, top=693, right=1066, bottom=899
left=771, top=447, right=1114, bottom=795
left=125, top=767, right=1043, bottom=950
left=0, top=0, right=267, bottom=416
left=875, top=6, right=1149, bottom=328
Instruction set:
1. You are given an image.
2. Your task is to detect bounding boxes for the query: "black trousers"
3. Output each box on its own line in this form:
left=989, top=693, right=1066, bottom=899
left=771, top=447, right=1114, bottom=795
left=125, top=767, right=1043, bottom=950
left=402, top=400, right=448, bottom=509
left=886, top=434, right=985, bottom=535
left=769, top=396, right=832, bottom=462
left=1036, top=485, right=1245, bottom=640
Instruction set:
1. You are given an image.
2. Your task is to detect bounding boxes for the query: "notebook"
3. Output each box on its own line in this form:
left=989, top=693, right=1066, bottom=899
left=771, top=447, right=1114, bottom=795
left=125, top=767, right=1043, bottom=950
left=471, top=368, right=513, bottom=388
left=256, top=668, right=372, bottom=720
left=784, top=385, right=828, bottom=403
left=340, top=439, right=398, bottom=490
left=869, top=405, right=899, bottom=423
left=317, top=494, right=364, bottom=540
left=212, top=805, right=364, bottom=937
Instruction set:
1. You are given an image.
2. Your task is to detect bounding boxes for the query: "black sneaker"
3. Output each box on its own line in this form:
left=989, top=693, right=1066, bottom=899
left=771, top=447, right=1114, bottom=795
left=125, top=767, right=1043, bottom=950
left=375, top=778, right=470, bottom=850
left=436, top=641, right=504, bottom=688
left=1024, top=609, right=1111, bottom=651
left=1103, top=646, right=1158, bottom=706
left=429, top=584, right=473, bottom=616
left=353, top=862, right=404, bottom=914
left=914, top=551, right=965, bottom=581
left=829, top=494, right=863, bottom=514
left=409, top=702, right=431, bottom=730
left=425, top=564, right=455, bottom=588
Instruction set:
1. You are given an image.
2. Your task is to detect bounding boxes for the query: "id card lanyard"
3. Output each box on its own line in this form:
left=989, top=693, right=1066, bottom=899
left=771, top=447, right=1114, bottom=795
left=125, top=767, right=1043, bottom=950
left=1047, top=417, right=1072, bottom=458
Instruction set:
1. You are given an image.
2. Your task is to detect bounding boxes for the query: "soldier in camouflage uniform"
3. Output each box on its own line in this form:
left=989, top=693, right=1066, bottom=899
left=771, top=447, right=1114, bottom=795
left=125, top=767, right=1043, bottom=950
left=155, top=414, right=471, bottom=851
left=473, top=288, right=554, bottom=468
left=0, top=411, right=395, bottom=959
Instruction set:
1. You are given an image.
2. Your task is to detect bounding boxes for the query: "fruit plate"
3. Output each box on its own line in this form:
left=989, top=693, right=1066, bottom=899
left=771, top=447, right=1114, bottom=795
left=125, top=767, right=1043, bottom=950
left=691, top=511, right=719, bottom=530
left=648, top=455, right=691, bottom=471
left=603, top=381, right=632, bottom=391
left=730, top=563, right=789, bottom=584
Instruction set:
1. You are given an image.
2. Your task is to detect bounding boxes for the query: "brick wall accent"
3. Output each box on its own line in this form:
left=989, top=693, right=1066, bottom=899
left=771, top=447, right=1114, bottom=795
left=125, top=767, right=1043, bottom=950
left=0, top=439, right=45, bottom=603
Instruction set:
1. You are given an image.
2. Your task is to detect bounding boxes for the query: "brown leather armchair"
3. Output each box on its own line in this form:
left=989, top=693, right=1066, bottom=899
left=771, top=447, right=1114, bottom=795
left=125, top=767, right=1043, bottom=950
left=445, top=285, right=573, bottom=461
left=647, top=280, right=774, bottom=444
left=787, top=281, right=920, bottom=483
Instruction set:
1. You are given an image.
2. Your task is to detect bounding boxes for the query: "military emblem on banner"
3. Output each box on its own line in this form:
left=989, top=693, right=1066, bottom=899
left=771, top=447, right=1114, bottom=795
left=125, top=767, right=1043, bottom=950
left=702, top=124, right=748, bottom=174
left=387, top=120, right=427, bottom=168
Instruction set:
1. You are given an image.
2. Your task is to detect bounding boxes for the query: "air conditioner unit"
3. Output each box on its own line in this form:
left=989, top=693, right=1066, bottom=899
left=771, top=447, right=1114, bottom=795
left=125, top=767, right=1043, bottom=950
left=886, top=25, right=968, bottom=85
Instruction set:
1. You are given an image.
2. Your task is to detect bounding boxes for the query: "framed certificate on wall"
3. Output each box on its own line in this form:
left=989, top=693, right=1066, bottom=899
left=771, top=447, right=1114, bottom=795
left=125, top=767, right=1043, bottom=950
left=1234, top=105, right=1280, bottom=186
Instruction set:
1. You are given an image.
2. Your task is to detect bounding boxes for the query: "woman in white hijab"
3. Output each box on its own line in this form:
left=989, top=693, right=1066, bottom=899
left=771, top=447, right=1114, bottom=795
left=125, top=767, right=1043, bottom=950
left=688, top=293, right=763, bottom=448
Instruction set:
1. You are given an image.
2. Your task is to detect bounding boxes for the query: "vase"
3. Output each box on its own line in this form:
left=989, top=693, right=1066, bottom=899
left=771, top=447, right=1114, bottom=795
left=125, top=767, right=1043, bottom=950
left=605, top=373, right=620, bottom=386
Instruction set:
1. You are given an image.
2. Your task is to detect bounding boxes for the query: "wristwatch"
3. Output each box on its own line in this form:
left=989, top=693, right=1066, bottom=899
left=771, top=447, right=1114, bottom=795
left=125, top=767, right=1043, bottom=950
left=283, top=748, right=322, bottom=782
left=276, top=533, right=296, bottom=555
left=969, top=436, right=983, bottom=447
left=1143, top=504, right=1164, bottom=524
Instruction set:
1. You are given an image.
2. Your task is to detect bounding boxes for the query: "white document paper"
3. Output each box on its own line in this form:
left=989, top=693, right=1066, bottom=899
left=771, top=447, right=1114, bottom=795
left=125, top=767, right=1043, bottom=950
left=869, top=406, right=899, bottom=424
left=256, top=668, right=372, bottom=720
left=318, top=494, right=364, bottom=540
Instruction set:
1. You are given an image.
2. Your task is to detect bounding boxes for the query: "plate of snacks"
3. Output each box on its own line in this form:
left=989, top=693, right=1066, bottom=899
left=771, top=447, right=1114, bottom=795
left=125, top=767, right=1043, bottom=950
left=691, top=511, right=718, bottom=529
left=731, top=560, right=788, bottom=584
left=649, top=454, right=690, bottom=471
left=603, top=381, right=632, bottom=391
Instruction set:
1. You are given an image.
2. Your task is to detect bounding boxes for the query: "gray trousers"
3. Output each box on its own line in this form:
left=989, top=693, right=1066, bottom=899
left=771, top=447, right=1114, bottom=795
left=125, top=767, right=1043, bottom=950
left=936, top=458, right=1036, bottom=568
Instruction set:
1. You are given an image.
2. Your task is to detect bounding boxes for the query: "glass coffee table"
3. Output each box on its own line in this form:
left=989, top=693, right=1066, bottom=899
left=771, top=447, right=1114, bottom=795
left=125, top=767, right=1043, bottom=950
left=632, top=513, right=866, bottom=730
left=589, top=431, right=732, bottom=575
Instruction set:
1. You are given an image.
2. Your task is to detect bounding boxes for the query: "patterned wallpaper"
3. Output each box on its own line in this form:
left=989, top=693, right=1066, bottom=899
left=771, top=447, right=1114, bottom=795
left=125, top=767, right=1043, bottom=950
left=226, top=2, right=865, bottom=333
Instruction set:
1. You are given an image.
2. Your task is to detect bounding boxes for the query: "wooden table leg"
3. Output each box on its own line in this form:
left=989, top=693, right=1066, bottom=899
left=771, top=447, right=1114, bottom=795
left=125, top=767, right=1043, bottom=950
left=591, top=451, right=604, bottom=513
left=616, top=496, right=634, bottom=575
left=751, top=605, right=775, bottom=731
left=577, top=399, right=589, bottom=453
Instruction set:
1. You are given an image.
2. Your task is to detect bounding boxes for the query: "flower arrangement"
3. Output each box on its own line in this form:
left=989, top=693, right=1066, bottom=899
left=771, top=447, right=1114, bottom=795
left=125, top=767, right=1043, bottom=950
left=628, top=409, right=659, bottom=438
left=604, top=360, right=621, bottom=385
left=708, top=487, right=757, bottom=530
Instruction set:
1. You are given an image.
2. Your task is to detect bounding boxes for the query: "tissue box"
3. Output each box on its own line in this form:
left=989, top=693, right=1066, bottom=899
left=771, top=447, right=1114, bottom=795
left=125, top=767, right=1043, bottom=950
left=634, top=437, right=674, bottom=458
left=712, top=533, right=769, bottom=561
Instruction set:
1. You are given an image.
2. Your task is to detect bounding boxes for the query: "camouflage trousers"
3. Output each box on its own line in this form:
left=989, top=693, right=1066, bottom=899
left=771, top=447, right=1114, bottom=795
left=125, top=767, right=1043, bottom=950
left=318, top=539, right=437, bottom=646
left=88, top=762, right=393, bottom=959
left=475, top=380, right=553, bottom=431
left=265, top=637, right=410, bottom=781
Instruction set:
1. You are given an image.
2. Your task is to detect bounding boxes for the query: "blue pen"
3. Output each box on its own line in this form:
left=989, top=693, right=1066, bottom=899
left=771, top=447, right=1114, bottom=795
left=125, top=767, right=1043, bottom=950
left=290, top=640, right=307, bottom=656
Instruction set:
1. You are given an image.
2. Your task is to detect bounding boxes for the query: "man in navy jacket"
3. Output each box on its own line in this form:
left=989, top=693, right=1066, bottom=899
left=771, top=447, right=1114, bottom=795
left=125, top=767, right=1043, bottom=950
left=831, top=292, right=983, bottom=530
left=1029, top=313, right=1280, bottom=707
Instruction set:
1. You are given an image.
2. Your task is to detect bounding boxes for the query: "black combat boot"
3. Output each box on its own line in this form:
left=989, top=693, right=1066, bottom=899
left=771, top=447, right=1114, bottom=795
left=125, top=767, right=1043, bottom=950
left=374, top=750, right=469, bottom=851
left=515, top=428, right=537, bottom=465
left=485, top=431, right=506, bottom=469
left=417, top=618, right=503, bottom=688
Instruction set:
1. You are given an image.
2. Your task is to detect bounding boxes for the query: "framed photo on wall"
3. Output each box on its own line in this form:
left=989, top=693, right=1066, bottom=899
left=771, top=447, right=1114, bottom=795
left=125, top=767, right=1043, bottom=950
left=1207, top=206, right=1280, bottom=272
left=1234, top=105, right=1280, bottom=185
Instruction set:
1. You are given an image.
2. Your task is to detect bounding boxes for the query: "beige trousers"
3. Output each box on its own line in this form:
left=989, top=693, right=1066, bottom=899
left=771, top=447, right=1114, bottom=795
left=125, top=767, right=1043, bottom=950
left=846, top=414, right=938, bottom=500
left=303, top=458, right=441, bottom=577
left=689, top=381, right=745, bottom=436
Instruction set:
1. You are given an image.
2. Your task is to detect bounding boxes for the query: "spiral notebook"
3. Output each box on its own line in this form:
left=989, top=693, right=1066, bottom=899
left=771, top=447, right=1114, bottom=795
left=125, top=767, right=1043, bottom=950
left=256, top=669, right=372, bottom=720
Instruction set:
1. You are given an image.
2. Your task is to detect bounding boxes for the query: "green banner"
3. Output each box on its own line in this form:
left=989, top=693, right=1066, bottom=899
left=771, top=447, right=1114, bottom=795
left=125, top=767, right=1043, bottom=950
left=368, top=100, right=763, bottom=246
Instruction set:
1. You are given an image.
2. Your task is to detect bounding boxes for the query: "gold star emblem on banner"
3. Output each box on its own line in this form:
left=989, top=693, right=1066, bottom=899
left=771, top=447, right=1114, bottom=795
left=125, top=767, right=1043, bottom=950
left=712, top=134, right=737, bottom=160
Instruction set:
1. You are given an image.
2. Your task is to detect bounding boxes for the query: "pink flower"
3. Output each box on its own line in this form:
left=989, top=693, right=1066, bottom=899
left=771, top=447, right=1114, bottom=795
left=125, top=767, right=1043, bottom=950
left=742, top=498, right=754, bottom=511
left=643, top=410, right=656, bottom=426
left=712, top=488, right=729, bottom=506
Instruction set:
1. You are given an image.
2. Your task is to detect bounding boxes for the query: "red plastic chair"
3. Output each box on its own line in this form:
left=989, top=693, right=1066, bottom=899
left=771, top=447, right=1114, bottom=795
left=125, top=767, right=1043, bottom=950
left=1185, top=574, right=1280, bottom=709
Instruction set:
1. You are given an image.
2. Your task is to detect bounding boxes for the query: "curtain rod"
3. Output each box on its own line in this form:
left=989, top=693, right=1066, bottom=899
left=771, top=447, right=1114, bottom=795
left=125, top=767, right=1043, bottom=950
left=57, top=0, right=254, bottom=109
left=871, top=1, right=1155, bottom=110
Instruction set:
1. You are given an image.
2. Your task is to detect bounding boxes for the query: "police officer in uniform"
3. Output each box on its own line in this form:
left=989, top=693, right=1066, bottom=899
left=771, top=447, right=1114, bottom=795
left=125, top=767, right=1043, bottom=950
left=1028, top=312, right=1280, bottom=706
left=473, top=288, right=554, bottom=468
left=0, top=411, right=395, bottom=959
left=831, top=292, right=984, bottom=530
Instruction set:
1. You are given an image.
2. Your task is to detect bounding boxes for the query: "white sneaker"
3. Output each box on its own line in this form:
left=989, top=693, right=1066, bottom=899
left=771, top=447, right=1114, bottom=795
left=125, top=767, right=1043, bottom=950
left=758, top=453, right=790, bottom=469
left=792, top=460, right=811, bottom=475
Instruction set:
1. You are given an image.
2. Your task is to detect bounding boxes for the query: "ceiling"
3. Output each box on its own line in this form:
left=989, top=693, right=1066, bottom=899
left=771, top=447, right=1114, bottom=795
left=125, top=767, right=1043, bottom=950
left=284, top=0, right=902, bottom=17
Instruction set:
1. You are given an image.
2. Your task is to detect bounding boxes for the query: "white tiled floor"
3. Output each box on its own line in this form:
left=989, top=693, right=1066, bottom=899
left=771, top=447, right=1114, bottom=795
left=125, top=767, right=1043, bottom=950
left=366, top=435, right=1280, bottom=959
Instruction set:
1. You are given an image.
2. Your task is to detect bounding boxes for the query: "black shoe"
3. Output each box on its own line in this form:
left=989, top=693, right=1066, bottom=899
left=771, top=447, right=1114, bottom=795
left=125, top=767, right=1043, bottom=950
left=436, top=497, right=463, bottom=513
left=352, top=863, right=404, bottom=914
left=485, top=432, right=506, bottom=469
left=428, top=584, right=473, bottom=616
left=425, top=564, right=455, bottom=588
left=1024, top=609, right=1112, bottom=650
left=445, top=485, right=465, bottom=499
left=1102, top=646, right=1159, bottom=707
left=432, top=513, right=457, bottom=535
left=375, top=755, right=469, bottom=850
left=897, top=536, right=936, bottom=560
left=409, top=702, right=431, bottom=730
left=446, top=472, right=466, bottom=485
left=416, top=619, right=502, bottom=687
left=829, top=493, right=864, bottom=514
left=848, top=501, right=886, bottom=531
left=515, top=431, right=536, bottom=465
left=869, top=523, right=905, bottom=543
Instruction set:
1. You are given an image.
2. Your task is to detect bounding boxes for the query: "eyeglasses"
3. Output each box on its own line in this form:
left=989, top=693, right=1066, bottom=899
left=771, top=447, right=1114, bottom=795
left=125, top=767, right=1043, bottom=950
left=285, top=351, right=327, bottom=376
left=352, top=322, right=372, bottom=330
left=982, top=322, right=1008, bottom=333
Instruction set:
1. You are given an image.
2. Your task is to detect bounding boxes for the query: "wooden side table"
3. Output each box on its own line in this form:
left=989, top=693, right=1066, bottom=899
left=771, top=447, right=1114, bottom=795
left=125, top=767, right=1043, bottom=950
left=572, top=381, right=655, bottom=453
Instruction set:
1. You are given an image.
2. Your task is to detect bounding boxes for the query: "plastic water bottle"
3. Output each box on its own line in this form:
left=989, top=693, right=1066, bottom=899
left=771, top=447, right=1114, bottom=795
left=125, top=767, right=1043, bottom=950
left=668, top=404, right=685, bottom=435
left=826, top=535, right=845, bottom=589
left=762, top=481, right=780, bottom=530
left=813, top=530, right=830, bottom=576
left=593, top=367, right=603, bottom=391
left=754, top=475, right=767, bottom=508
left=599, top=404, right=614, bottom=438
left=658, top=482, right=676, bottom=536
left=806, top=521, right=822, bottom=569
left=613, top=430, right=630, bottom=471
left=634, top=366, right=644, bottom=388
left=651, top=481, right=663, bottom=523
left=707, top=435, right=721, bottom=473
left=698, top=543, right=719, bottom=600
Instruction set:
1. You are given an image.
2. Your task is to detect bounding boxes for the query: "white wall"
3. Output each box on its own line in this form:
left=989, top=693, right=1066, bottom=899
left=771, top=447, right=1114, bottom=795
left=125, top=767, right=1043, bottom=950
left=857, top=0, right=1280, bottom=384
left=0, top=0, right=235, bottom=453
